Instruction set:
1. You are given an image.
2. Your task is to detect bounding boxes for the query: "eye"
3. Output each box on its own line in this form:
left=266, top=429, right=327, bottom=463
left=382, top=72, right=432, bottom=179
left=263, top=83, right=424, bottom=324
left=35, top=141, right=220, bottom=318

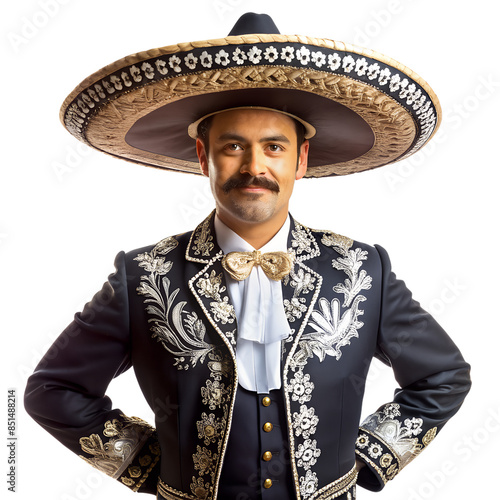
left=267, top=144, right=284, bottom=152
left=225, top=143, right=243, bottom=151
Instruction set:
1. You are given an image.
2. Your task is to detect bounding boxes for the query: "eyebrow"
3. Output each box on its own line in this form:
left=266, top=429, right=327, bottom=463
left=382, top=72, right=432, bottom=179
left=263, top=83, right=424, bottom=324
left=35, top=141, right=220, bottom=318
left=216, top=133, right=291, bottom=144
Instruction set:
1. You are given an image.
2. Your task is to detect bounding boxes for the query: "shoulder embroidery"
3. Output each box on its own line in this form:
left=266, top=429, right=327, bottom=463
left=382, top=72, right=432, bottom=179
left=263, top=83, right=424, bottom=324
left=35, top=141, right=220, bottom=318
left=321, top=231, right=353, bottom=256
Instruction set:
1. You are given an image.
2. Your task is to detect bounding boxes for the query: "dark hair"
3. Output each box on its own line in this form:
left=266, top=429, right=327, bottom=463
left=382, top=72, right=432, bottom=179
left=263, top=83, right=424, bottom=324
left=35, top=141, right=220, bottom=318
left=197, top=113, right=306, bottom=157
left=197, top=115, right=215, bottom=153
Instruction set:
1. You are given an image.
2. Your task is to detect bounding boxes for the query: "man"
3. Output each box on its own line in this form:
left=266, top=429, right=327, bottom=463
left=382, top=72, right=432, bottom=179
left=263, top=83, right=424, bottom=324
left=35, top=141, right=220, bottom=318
left=25, top=13, right=471, bottom=500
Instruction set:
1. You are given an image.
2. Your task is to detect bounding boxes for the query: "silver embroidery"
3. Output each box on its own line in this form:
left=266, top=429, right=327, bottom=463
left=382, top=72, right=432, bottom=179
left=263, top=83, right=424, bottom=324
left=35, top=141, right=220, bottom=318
left=282, top=222, right=320, bottom=327
left=286, top=370, right=314, bottom=404
left=289, top=222, right=319, bottom=260
left=191, top=349, right=231, bottom=497
left=285, top=233, right=366, bottom=498
left=299, top=469, right=319, bottom=498
left=290, top=268, right=316, bottom=295
left=283, top=296, right=307, bottom=322
left=292, top=404, right=319, bottom=440
left=283, top=267, right=317, bottom=323
left=360, top=403, right=425, bottom=468
left=135, top=237, right=215, bottom=370
left=296, top=439, right=321, bottom=470
left=300, top=296, right=365, bottom=363
left=196, top=270, right=236, bottom=325
left=292, top=245, right=372, bottom=367
left=291, top=225, right=314, bottom=256
left=332, top=248, right=372, bottom=307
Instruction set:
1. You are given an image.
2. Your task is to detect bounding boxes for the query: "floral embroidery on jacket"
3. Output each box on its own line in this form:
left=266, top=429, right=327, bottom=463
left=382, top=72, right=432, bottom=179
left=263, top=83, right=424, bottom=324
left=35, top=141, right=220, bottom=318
left=135, top=237, right=216, bottom=370
left=191, top=348, right=232, bottom=498
left=292, top=244, right=372, bottom=367
left=196, top=270, right=236, bottom=325
left=296, top=439, right=321, bottom=470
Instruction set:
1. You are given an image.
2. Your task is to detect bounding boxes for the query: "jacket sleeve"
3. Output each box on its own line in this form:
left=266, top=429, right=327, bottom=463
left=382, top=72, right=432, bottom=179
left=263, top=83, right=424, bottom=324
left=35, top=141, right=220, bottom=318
left=355, top=245, right=471, bottom=492
left=24, top=252, right=161, bottom=494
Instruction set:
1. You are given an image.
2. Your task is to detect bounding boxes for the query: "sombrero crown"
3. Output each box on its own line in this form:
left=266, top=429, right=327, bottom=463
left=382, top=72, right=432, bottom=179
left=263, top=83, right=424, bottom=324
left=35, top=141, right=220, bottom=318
left=61, top=12, right=441, bottom=177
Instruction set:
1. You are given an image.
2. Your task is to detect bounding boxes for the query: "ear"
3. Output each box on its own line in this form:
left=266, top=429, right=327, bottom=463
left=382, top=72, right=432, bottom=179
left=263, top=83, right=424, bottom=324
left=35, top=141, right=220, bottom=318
left=296, top=140, right=309, bottom=180
left=196, top=138, right=209, bottom=177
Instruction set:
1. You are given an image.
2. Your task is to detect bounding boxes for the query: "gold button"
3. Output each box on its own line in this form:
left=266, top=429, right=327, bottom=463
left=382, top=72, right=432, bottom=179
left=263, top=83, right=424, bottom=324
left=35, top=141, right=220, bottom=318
left=263, top=422, right=273, bottom=432
left=263, top=479, right=273, bottom=489
left=262, top=396, right=271, bottom=407
left=262, top=451, right=273, bottom=462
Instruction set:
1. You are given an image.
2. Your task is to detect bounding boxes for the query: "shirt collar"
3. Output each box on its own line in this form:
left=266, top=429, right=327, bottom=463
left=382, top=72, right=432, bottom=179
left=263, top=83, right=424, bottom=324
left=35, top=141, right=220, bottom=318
left=214, top=214, right=290, bottom=254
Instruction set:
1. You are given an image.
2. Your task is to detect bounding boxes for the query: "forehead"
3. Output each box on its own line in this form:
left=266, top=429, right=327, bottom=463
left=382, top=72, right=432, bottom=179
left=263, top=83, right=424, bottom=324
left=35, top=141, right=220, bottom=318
left=209, top=108, right=297, bottom=139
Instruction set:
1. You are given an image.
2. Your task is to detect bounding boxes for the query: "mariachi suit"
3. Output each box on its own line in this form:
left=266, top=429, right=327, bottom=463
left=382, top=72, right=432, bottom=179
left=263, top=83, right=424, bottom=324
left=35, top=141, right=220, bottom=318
left=24, top=212, right=471, bottom=500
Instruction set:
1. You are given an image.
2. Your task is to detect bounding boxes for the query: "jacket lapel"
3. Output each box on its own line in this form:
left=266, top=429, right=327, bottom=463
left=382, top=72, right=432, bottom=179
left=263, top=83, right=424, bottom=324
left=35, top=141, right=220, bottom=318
left=186, top=212, right=238, bottom=357
left=281, top=217, right=323, bottom=364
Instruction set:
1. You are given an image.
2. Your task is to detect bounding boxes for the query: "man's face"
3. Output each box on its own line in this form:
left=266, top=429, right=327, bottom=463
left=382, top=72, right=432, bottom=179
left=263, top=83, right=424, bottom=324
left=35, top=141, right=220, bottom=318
left=196, top=109, right=309, bottom=234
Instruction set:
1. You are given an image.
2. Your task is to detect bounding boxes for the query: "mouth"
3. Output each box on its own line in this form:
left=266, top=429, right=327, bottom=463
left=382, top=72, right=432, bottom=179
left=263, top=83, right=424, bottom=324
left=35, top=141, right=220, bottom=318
left=238, top=185, right=272, bottom=192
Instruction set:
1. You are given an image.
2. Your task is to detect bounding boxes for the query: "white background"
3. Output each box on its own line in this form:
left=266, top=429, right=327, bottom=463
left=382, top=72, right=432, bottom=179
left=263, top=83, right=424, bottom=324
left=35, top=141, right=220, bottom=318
left=2, top=0, right=498, bottom=498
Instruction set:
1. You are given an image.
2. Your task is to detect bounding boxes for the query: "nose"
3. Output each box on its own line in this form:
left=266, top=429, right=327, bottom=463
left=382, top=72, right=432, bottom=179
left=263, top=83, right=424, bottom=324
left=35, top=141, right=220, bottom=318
left=240, top=147, right=267, bottom=176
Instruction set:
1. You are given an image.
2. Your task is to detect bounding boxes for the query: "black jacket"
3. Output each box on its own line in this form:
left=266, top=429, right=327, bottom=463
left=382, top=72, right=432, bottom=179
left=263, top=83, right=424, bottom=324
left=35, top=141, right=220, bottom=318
left=24, top=213, right=471, bottom=499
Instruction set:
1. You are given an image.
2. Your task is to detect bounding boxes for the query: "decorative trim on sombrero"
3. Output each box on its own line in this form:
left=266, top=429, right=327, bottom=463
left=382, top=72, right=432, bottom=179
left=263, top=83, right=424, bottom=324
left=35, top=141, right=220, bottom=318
left=61, top=34, right=441, bottom=177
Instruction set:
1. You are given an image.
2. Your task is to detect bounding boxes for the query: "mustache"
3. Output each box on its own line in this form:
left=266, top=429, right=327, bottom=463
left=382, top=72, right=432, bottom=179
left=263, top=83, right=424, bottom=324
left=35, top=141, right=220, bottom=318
left=222, top=175, right=280, bottom=194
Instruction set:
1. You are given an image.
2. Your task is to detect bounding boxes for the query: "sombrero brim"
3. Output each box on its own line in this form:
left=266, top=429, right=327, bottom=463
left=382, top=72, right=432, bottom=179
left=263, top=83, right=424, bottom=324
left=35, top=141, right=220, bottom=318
left=60, top=33, right=441, bottom=177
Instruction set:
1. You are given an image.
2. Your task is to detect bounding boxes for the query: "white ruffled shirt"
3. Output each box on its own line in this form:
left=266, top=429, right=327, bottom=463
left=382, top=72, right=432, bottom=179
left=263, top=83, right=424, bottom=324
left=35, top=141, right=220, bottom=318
left=214, top=215, right=291, bottom=393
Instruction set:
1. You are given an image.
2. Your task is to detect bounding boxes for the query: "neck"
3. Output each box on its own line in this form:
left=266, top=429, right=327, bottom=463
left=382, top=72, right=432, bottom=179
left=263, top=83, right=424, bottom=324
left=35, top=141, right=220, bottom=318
left=216, top=211, right=288, bottom=249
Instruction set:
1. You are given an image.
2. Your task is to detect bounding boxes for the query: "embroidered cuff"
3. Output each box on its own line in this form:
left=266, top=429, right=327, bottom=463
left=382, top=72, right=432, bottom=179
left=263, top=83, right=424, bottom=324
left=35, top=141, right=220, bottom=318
left=117, top=431, right=161, bottom=493
left=355, top=429, right=400, bottom=490
left=355, top=403, right=439, bottom=491
left=78, top=415, right=160, bottom=494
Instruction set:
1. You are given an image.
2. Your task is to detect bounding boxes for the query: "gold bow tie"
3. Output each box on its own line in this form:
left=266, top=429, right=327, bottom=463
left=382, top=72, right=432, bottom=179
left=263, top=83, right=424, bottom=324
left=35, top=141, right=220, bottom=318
left=222, top=250, right=293, bottom=281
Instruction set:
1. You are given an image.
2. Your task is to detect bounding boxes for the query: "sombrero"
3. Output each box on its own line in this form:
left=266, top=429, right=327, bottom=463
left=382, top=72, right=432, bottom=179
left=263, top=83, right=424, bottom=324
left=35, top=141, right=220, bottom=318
left=60, top=12, right=441, bottom=177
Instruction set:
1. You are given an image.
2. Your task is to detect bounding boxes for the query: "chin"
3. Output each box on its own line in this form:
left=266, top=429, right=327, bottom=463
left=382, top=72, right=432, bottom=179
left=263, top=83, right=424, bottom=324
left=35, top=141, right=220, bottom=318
left=230, top=203, right=276, bottom=224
